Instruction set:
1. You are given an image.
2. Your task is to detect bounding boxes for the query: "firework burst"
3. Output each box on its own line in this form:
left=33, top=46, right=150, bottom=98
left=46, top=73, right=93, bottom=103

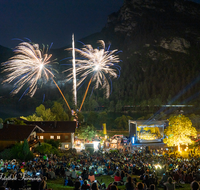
left=66, top=40, right=121, bottom=111
left=1, top=42, right=55, bottom=97
left=67, top=40, right=121, bottom=98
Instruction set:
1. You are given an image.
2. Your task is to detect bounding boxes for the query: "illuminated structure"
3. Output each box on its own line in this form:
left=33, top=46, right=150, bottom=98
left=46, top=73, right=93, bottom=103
left=129, top=120, right=166, bottom=143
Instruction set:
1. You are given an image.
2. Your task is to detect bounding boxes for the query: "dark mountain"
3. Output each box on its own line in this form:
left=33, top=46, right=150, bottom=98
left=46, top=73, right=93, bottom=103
left=84, top=0, right=200, bottom=110
left=0, top=0, right=200, bottom=115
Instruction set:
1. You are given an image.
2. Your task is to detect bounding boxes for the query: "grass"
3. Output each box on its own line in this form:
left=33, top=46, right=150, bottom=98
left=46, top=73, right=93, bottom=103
left=47, top=175, right=192, bottom=190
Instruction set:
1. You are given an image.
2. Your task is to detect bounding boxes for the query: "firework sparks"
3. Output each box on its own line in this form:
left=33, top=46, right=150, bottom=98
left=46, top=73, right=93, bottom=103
left=66, top=40, right=121, bottom=99
left=1, top=42, right=55, bottom=97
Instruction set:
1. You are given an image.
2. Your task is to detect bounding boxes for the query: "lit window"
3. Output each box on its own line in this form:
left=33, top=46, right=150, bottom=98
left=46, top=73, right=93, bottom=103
left=50, top=136, right=54, bottom=139
left=57, top=136, right=60, bottom=139
left=65, top=144, right=69, bottom=149
left=40, top=136, right=44, bottom=139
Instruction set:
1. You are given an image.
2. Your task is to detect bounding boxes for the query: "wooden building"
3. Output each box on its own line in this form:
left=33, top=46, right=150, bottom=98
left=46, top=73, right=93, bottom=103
left=0, top=124, right=44, bottom=151
left=24, top=121, right=76, bottom=149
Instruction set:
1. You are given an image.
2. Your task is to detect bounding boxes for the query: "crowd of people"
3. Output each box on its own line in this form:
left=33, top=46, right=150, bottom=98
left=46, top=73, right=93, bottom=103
left=0, top=147, right=200, bottom=190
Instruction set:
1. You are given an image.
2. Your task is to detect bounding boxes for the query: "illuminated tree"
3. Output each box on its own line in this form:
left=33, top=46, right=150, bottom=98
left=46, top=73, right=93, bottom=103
left=76, top=124, right=96, bottom=142
left=163, top=114, right=197, bottom=151
left=51, top=102, right=69, bottom=121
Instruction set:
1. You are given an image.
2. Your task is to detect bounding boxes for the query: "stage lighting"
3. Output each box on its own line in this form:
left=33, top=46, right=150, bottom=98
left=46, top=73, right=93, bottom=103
left=131, top=137, right=135, bottom=144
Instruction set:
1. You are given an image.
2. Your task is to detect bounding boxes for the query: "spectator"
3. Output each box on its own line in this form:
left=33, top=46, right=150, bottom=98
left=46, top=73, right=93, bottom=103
left=81, top=180, right=90, bottom=190
left=121, top=170, right=125, bottom=179
left=123, top=173, right=128, bottom=184
left=160, top=172, right=170, bottom=187
left=114, top=171, right=121, bottom=182
left=39, top=176, right=47, bottom=190
left=72, top=169, right=77, bottom=179
left=149, top=174, right=157, bottom=186
left=125, top=176, right=135, bottom=190
left=74, top=180, right=81, bottom=190
left=65, top=168, right=72, bottom=178
left=148, top=184, right=155, bottom=190
left=31, top=176, right=41, bottom=190
left=15, top=173, right=25, bottom=190
left=48, top=168, right=56, bottom=179
left=164, top=177, right=175, bottom=190
left=88, top=172, right=95, bottom=183
left=6, top=173, right=15, bottom=189
left=110, top=184, right=118, bottom=190
left=79, top=176, right=84, bottom=186
left=67, top=177, right=74, bottom=186
left=191, top=181, right=200, bottom=190
left=185, top=173, right=193, bottom=183
left=91, top=182, right=99, bottom=190
left=143, top=174, right=150, bottom=188
left=136, top=182, right=144, bottom=190
left=82, top=169, right=89, bottom=180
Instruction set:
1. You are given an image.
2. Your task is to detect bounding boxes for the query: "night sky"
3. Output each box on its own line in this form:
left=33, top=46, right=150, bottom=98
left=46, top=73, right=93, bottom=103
left=0, top=0, right=123, bottom=49
left=0, top=0, right=200, bottom=49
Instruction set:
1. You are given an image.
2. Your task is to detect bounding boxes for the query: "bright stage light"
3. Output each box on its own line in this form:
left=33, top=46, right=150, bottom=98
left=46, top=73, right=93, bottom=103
left=93, top=141, right=100, bottom=150
left=155, top=164, right=162, bottom=169
left=132, top=137, right=135, bottom=144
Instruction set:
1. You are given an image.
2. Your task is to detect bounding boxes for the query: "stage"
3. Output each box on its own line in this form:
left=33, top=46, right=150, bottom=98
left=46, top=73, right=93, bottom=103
left=129, top=120, right=167, bottom=144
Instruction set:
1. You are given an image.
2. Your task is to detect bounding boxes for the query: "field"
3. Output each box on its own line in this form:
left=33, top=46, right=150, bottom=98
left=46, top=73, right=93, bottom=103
left=48, top=175, right=192, bottom=190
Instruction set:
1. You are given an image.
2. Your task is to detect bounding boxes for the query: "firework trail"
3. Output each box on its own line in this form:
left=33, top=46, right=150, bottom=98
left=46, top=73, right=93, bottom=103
left=66, top=40, right=121, bottom=111
left=72, top=34, right=77, bottom=107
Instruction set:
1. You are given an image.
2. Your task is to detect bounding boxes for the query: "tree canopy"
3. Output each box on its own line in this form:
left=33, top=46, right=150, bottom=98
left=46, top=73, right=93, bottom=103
left=24, top=102, right=71, bottom=121
left=163, top=114, right=197, bottom=151
left=76, top=124, right=97, bottom=142
left=114, top=115, right=133, bottom=130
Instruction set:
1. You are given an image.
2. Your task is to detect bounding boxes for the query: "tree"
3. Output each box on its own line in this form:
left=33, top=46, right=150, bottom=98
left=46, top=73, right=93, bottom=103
left=88, top=99, right=99, bottom=111
left=4, top=118, right=26, bottom=125
left=35, top=143, right=53, bottom=155
left=35, top=104, right=55, bottom=121
left=44, top=139, right=61, bottom=149
left=26, top=114, right=43, bottom=121
left=116, top=100, right=122, bottom=112
left=108, top=101, right=115, bottom=112
left=76, top=111, right=84, bottom=123
left=98, top=111, right=107, bottom=126
left=0, top=118, right=3, bottom=123
left=23, top=139, right=30, bottom=159
left=87, top=111, right=98, bottom=126
left=76, top=124, right=96, bottom=142
left=114, top=115, right=133, bottom=130
left=51, top=101, right=69, bottom=121
left=163, top=114, right=197, bottom=151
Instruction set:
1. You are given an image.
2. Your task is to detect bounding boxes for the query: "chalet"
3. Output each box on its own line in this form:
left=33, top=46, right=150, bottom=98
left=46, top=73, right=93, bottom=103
left=0, top=124, right=44, bottom=151
left=24, top=121, right=76, bottom=150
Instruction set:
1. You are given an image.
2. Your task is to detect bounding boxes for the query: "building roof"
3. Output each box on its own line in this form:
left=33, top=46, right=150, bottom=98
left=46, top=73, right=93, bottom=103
left=24, top=121, right=76, bottom=133
left=0, top=124, right=44, bottom=141
left=130, top=120, right=167, bottom=126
